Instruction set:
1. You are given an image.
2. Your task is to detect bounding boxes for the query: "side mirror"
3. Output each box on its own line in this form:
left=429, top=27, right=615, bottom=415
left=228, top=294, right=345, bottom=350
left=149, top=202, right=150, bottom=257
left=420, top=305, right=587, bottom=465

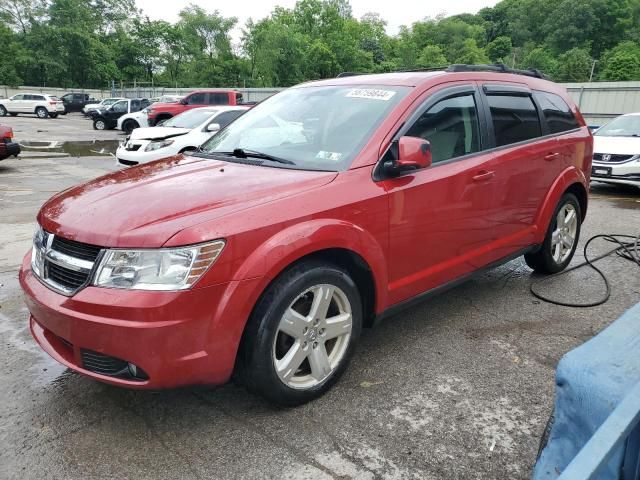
left=395, top=136, right=432, bottom=171
left=206, top=123, right=220, bottom=133
left=180, top=98, right=188, bottom=105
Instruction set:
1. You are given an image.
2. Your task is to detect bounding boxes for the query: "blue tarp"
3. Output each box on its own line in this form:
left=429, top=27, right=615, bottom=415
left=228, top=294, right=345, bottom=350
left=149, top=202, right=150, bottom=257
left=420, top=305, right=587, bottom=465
left=533, top=302, right=640, bottom=479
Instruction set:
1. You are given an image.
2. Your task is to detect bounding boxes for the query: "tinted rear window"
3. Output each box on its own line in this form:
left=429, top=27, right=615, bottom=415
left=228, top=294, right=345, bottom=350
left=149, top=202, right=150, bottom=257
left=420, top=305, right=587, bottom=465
left=533, top=91, right=580, bottom=134
left=487, top=95, right=542, bottom=146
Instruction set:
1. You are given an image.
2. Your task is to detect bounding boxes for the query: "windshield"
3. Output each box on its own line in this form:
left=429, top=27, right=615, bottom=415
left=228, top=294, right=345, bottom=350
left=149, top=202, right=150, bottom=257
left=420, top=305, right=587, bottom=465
left=102, top=99, right=119, bottom=106
left=200, top=85, right=409, bottom=170
left=595, top=115, right=640, bottom=137
left=164, top=109, right=217, bottom=129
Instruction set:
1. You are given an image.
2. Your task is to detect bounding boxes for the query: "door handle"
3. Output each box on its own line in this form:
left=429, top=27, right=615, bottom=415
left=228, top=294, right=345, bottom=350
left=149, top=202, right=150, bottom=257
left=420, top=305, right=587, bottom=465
left=472, top=170, right=495, bottom=182
left=544, top=152, right=560, bottom=161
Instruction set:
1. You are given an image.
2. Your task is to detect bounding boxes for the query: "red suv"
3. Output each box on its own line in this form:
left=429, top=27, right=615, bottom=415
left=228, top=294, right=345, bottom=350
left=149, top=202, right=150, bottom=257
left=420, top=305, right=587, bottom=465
left=147, top=89, right=244, bottom=126
left=20, top=65, right=592, bottom=405
left=0, top=124, right=20, bottom=160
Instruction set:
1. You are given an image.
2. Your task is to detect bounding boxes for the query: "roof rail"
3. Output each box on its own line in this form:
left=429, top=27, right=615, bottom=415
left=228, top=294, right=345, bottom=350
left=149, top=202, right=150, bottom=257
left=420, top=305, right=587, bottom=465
left=335, top=63, right=549, bottom=80
left=446, top=63, right=548, bottom=79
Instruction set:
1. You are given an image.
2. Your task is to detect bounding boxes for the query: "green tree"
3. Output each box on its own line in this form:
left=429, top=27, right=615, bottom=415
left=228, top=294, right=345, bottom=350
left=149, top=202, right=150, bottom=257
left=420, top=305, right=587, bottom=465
left=451, top=39, right=490, bottom=64
left=520, top=46, right=558, bottom=77
left=600, top=41, right=640, bottom=80
left=486, top=36, right=512, bottom=63
left=555, top=47, right=592, bottom=82
left=417, top=45, right=447, bottom=67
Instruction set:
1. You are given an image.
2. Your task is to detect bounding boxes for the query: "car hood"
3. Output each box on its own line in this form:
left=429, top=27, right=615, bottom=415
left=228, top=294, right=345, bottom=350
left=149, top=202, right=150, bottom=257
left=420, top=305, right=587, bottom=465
left=129, top=127, right=190, bottom=141
left=593, top=135, right=640, bottom=155
left=38, top=155, right=338, bottom=248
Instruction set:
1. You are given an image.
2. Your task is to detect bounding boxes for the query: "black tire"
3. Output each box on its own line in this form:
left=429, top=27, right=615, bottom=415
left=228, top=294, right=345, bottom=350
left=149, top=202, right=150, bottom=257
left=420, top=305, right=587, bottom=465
left=36, top=107, right=49, bottom=119
left=236, top=260, right=363, bottom=406
left=49, top=113, right=58, bottom=118
left=0, top=105, right=6, bottom=116
left=93, top=118, right=106, bottom=130
left=122, top=119, right=139, bottom=135
left=525, top=192, right=581, bottom=274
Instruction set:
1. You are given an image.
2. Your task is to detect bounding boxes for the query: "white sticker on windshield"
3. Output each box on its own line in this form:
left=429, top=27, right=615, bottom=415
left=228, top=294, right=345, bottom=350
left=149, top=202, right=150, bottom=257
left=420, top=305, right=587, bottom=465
left=346, top=89, right=396, bottom=101
left=316, top=151, right=343, bottom=161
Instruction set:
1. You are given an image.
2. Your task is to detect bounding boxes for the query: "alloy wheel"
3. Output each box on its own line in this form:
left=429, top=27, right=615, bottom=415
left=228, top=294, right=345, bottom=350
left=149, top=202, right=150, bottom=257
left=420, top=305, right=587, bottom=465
left=550, top=203, right=578, bottom=264
left=272, top=284, right=353, bottom=390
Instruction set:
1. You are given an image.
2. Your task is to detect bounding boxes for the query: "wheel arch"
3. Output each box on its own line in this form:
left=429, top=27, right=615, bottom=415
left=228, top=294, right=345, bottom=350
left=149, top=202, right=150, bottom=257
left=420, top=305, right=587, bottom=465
left=533, top=167, right=588, bottom=244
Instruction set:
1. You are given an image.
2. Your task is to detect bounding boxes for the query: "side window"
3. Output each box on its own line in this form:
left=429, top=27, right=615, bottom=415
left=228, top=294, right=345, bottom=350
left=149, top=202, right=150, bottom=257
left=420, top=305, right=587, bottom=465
left=131, top=99, right=140, bottom=111
left=188, top=93, right=205, bottom=105
left=213, top=110, right=244, bottom=129
left=235, top=92, right=243, bottom=103
left=34, top=95, right=45, bottom=101
left=533, top=91, right=580, bottom=134
left=405, top=93, right=481, bottom=163
left=24, top=95, right=34, bottom=100
left=487, top=94, right=542, bottom=146
left=111, top=101, right=127, bottom=113
left=208, top=93, right=230, bottom=105
left=12, top=94, right=24, bottom=101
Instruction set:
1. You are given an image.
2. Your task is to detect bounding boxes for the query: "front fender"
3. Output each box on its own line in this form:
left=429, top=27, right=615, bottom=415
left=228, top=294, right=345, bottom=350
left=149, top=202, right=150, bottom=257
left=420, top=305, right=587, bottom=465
left=533, top=166, right=588, bottom=244
left=233, top=219, right=389, bottom=313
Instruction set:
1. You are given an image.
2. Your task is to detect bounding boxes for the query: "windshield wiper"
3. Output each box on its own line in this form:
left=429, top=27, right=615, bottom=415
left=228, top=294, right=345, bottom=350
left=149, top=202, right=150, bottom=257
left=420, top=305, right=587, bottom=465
left=213, top=148, right=296, bottom=165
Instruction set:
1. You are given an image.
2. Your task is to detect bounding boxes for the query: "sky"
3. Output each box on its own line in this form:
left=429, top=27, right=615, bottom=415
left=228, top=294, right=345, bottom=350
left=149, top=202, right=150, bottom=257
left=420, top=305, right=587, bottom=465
left=136, top=0, right=499, bottom=41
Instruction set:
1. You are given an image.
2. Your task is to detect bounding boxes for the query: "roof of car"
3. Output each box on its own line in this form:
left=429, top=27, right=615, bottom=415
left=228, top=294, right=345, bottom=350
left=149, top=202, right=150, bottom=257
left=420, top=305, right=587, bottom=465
left=189, top=105, right=250, bottom=112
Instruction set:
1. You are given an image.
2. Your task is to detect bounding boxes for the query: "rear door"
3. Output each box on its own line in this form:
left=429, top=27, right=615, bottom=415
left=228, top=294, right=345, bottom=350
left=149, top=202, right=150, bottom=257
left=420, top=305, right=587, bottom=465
left=477, top=82, right=552, bottom=250
left=382, top=83, right=503, bottom=304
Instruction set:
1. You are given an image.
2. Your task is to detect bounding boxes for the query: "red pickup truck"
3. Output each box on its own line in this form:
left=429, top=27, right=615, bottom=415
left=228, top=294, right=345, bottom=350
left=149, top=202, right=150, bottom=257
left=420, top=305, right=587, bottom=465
left=0, top=125, right=20, bottom=161
left=147, top=89, right=245, bottom=126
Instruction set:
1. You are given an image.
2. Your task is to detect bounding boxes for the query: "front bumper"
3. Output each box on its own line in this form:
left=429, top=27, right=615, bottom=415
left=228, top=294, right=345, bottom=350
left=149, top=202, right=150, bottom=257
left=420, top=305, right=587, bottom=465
left=19, top=253, right=261, bottom=389
left=591, top=160, right=640, bottom=187
left=116, top=143, right=178, bottom=166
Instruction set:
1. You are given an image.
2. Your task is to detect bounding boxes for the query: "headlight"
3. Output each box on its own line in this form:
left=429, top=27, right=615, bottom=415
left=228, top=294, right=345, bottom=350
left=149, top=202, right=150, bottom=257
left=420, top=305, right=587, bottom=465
left=142, top=108, right=149, bottom=114
left=145, top=139, right=174, bottom=151
left=31, top=225, right=48, bottom=278
left=93, top=240, right=225, bottom=290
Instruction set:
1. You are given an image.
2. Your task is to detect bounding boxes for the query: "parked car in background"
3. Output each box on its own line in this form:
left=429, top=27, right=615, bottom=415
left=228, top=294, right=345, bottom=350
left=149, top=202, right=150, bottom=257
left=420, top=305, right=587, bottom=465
left=0, top=124, right=20, bottom=160
left=92, top=98, right=151, bottom=130
left=60, top=93, right=95, bottom=113
left=0, top=94, right=65, bottom=118
left=591, top=113, right=640, bottom=188
left=116, top=106, right=248, bottom=165
left=19, top=66, right=592, bottom=405
left=147, top=89, right=244, bottom=126
left=83, top=97, right=125, bottom=115
left=116, top=96, right=184, bottom=134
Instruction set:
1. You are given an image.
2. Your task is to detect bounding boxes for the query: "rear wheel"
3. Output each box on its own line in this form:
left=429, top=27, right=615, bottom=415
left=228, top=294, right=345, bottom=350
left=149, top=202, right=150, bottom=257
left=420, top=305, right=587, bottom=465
left=236, top=260, right=362, bottom=406
left=36, top=107, right=49, bottom=119
left=122, top=119, right=139, bottom=135
left=93, top=118, right=106, bottom=130
left=525, top=193, right=581, bottom=274
left=0, top=105, right=6, bottom=116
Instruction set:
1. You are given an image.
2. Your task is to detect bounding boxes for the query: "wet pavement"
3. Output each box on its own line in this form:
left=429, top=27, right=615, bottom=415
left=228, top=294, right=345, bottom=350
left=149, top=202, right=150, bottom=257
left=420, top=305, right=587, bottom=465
left=1, top=116, right=639, bottom=479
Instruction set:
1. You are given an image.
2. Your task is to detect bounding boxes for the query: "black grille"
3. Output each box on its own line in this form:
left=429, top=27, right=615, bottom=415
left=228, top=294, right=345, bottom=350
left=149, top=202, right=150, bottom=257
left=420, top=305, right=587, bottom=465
left=51, top=236, right=101, bottom=261
left=593, top=153, right=635, bottom=163
left=81, top=350, right=129, bottom=376
left=118, top=158, right=139, bottom=166
left=48, top=262, right=89, bottom=290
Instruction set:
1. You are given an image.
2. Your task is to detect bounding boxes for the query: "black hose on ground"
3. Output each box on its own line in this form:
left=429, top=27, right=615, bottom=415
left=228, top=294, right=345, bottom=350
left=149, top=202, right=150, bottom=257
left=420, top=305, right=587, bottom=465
left=530, top=234, right=640, bottom=307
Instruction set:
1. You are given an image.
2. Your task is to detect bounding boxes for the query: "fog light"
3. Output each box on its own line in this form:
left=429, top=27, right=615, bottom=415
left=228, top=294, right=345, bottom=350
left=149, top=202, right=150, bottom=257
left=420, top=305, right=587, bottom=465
left=127, top=362, right=149, bottom=380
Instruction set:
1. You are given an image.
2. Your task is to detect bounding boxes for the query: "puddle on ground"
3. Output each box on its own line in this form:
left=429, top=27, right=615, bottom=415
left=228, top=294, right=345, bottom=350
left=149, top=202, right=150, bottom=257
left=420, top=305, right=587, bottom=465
left=19, top=140, right=119, bottom=157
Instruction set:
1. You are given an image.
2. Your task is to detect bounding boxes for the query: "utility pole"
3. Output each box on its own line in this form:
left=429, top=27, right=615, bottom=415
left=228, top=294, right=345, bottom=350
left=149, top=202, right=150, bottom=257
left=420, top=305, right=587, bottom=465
left=589, top=60, right=598, bottom=82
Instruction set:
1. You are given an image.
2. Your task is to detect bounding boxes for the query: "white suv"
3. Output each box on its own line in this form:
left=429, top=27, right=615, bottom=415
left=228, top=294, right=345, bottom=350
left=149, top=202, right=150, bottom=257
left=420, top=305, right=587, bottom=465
left=0, top=93, right=65, bottom=118
left=592, top=113, right=640, bottom=188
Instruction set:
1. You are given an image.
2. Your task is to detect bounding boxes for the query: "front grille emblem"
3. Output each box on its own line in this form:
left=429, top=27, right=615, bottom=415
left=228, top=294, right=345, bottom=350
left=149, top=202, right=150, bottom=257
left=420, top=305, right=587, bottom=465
left=602, top=154, right=612, bottom=162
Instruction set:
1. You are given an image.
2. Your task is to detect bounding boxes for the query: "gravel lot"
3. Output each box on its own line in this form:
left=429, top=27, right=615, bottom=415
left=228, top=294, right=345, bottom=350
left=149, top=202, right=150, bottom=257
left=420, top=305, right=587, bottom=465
left=1, top=115, right=639, bottom=479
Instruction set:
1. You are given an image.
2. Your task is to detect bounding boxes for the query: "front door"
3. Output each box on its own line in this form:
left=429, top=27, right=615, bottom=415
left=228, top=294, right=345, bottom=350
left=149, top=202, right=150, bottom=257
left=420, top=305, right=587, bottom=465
left=380, top=84, right=502, bottom=305
left=9, top=94, right=26, bottom=112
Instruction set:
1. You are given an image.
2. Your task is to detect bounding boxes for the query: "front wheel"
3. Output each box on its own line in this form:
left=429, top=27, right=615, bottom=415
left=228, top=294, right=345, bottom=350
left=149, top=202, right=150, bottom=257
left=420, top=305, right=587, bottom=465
left=236, top=261, right=362, bottom=406
left=93, top=118, right=106, bottom=130
left=122, top=119, right=138, bottom=135
left=0, top=105, right=6, bottom=116
left=36, top=107, right=49, bottom=119
left=525, top=193, right=581, bottom=274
